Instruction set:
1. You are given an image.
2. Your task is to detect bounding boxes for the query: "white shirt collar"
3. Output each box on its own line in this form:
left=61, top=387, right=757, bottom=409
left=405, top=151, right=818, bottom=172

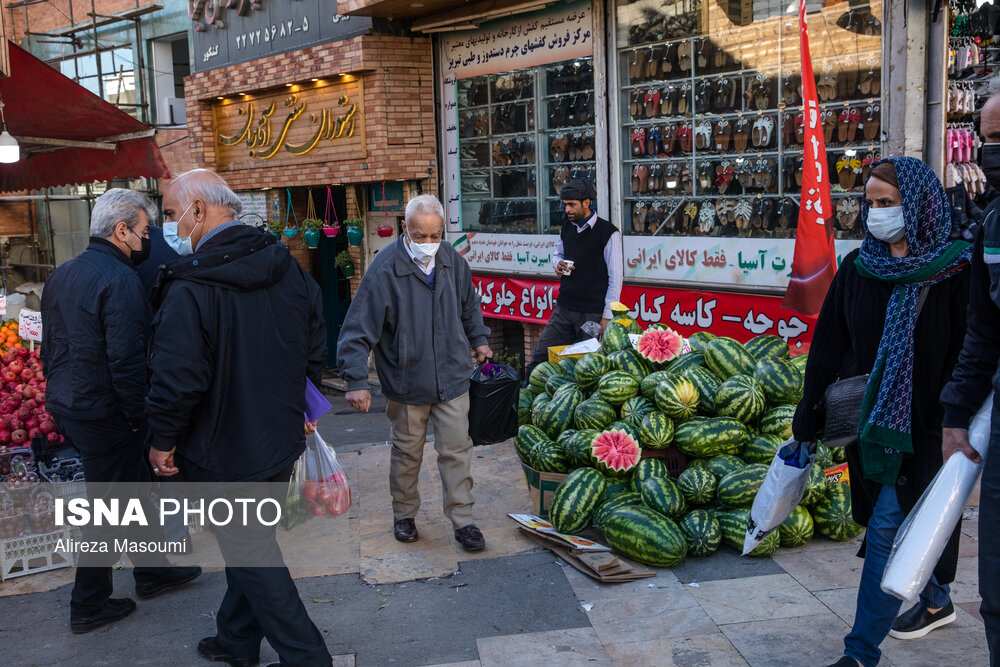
left=574, top=211, right=598, bottom=232
left=403, top=236, right=435, bottom=275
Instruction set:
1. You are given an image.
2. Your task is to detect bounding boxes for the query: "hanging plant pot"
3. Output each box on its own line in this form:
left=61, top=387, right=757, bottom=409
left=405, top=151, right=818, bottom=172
left=323, top=225, right=341, bottom=237
left=303, top=229, right=321, bottom=248
left=377, top=226, right=393, bottom=238
left=340, top=263, right=355, bottom=278
left=346, top=226, right=363, bottom=246
left=284, top=228, right=299, bottom=239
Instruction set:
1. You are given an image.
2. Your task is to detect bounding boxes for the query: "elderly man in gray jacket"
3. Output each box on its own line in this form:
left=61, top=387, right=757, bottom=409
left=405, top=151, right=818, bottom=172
left=338, top=194, right=492, bottom=550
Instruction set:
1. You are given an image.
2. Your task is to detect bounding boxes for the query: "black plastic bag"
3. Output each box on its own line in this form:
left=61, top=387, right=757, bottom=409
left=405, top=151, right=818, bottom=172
left=468, top=362, right=520, bottom=446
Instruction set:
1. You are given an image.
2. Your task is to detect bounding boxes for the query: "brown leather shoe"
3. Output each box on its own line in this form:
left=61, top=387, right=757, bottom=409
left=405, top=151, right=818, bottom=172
left=393, top=518, right=418, bottom=543
left=454, top=524, right=486, bottom=551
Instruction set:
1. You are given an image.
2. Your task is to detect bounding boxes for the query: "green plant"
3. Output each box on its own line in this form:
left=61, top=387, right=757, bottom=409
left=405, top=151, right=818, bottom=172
left=335, top=251, right=354, bottom=270
left=492, top=346, right=523, bottom=371
left=302, top=217, right=323, bottom=232
left=345, top=217, right=364, bottom=229
left=268, top=219, right=283, bottom=236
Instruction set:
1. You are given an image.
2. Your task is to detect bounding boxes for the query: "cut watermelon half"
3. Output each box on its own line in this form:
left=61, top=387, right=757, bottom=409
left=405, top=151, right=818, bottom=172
left=636, top=327, right=684, bottom=368
left=590, top=429, right=641, bottom=477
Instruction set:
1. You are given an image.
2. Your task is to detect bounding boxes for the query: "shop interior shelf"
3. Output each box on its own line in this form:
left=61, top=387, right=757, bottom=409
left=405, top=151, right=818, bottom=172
left=539, top=124, right=596, bottom=135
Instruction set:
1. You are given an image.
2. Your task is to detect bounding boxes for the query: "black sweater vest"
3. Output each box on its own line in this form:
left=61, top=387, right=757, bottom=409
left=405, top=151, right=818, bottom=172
left=557, top=216, right=615, bottom=313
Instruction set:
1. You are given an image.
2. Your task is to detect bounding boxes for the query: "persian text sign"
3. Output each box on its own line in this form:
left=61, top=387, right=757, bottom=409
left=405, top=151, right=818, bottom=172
left=18, top=309, right=42, bottom=342
left=457, top=232, right=560, bottom=274
left=624, top=236, right=861, bottom=288
left=472, top=275, right=818, bottom=349
left=441, top=1, right=592, bottom=80
left=213, top=79, right=365, bottom=171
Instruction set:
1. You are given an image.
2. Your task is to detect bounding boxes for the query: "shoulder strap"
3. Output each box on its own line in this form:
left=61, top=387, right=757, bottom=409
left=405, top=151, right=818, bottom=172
left=915, top=285, right=931, bottom=319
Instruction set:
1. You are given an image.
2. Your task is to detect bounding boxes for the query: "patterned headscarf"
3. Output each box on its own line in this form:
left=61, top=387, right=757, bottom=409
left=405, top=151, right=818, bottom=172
left=853, top=156, right=972, bottom=485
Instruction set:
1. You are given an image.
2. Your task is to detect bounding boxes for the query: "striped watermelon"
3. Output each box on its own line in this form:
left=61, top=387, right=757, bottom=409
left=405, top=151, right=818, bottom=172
left=549, top=467, right=608, bottom=534
left=760, top=405, right=796, bottom=440
left=815, top=442, right=833, bottom=469
left=641, top=370, right=672, bottom=399
left=609, top=420, right=642, bottom=443
left=646, top=322, right=669, bottom=331
left=638, top=411, right=675, bottom=449
left=602, top=477, right=634, bottom=502
left=789, top=353, right=809, bottom=372
left=688, top=331, right=716, bottom=352
left=714, top=374, right=767, bottom=424
left=742, top=434, right=784, bottom=465
left=564, top=429, right=598, bottom=469
left=535, top=386, right=583, bottom=439
left=744, top=334, right=790, bottom=361
left=654, top=375, right=700, bottom=422
left=717, top=463, right=769, bottom=508
left=640, top=475, right=688, bottom=520
left=598, top=370, right=640, bottom=406
left=633, top=458, right=670, bottom=487
left=529, top=438, right=568, bottom=473
left=592, top=491, right=642, bottom=530
left=812, top=483, right=863, bottom=541
left=677, top=466, right=718, bottom=506
left=518, top=389, right=536, bottom=426
left=590, top=429, right=641, bottom=476
left=620, top=396, right=657, bottom=427
left=667, top=351, right=706, bottom=376
left=831, top=446, right=846, bottom=463
left=706, top=454, right=746, bottom=479
left=636, top=327, right=684, bottom=369
left=802, top=463, right=828, bottom=506
left=608, top=348, right=650, bottom=382
left=680, top=509, right=721, bottom=556
left=685, top=458, right=710, bottom=473
left=754, top=357, right=803, bottom=405
left=704, top=337, right=757, bottom=380
left=683, top=366, right=722, bottom=414
left=673, top=417, right=709, bottom=454
left=573, top=398, right=617, bottom=431
left=531, top=393, right=550, bottom=425
left=686, top=417, right=751, bottom=458
left=600, top=505, right=688, bottom=568
left=557, top=356, right=579, bottom=376
left=717, top=508, right=780, bottom=556
left=779, top=505, right=814, bottom=547
left=573, top=352, right=611, bottom=390
left=529, top=361, right=564, bottom=393
left=516, top=425, right=549, bottom=463
left=601, top=320, right=633, bottom=354
left=545, top=373, right=577, bottom=398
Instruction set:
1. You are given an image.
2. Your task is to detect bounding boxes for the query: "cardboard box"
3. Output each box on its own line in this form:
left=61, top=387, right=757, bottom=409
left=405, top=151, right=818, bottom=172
left=824, top=462, right=850, bottom=486
left=547, top=344, right=586, bottom=363
left=520, top=463, right=567, bottom=518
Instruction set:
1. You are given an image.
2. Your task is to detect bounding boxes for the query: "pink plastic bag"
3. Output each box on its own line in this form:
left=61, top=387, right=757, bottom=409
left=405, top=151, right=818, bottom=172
left=296, top=433, right=351, bottom=518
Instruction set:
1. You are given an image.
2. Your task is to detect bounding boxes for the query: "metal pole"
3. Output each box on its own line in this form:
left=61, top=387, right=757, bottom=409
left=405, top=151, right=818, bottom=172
left=133, top=14, right=148, bottom=124
left=92, top=0, right=104, bottom=101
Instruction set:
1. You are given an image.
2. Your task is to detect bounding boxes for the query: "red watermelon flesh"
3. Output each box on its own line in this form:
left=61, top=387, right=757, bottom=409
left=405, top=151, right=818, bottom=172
left=637, top=328, right=684, bottom=365
left=590, top=429, right=641, bottom=477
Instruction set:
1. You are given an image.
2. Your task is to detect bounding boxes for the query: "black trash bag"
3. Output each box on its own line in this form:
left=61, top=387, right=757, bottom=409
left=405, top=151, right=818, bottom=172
left=468, top=362, right=520, bottom=446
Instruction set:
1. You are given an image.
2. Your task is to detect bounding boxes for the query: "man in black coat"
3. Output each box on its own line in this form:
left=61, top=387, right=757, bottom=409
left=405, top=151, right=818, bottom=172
left=146, top=169, right=331, bottom=667
left=41, top=188, right=201, bottom=633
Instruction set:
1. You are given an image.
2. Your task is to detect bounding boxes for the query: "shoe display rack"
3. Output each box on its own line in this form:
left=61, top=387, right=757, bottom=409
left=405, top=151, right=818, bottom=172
left=616, top=0, right=883, bottom=239
left=457, top=58, right=596, bottom=234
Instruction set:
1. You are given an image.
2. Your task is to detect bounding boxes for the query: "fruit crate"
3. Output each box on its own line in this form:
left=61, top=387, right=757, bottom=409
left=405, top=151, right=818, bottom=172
left=640, top=447, right=687, bottom=476
left=39, top=465, right=85, bottom=500
left=0, top=526, right=73, bottom=580
left=520, top=462, right=567, bottom=519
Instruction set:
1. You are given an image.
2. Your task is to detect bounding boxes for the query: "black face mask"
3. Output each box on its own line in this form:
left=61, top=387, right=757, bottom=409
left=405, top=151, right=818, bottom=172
left=127, top=230, right=151, bottom=266
left=982, top=143, right=1000, bottom=189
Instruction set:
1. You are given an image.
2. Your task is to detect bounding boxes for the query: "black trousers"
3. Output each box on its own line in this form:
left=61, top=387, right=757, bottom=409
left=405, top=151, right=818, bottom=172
left=981, top=407, right=1000, bottom=666
left=206, top=465, right=331, bottom=667
left=54, top=414, right=170, bottom=613
left=525, top=303, right=603, bottom=378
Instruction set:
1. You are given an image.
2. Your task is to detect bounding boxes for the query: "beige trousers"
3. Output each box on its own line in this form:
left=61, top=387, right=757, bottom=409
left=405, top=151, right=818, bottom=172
left=386, top=392, right=475, bottom=528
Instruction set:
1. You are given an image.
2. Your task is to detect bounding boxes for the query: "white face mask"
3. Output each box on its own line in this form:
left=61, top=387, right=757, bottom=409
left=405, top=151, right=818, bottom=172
left=866, top=205, right=906, bottom=243
left=407, top=236, right=440, bottom=263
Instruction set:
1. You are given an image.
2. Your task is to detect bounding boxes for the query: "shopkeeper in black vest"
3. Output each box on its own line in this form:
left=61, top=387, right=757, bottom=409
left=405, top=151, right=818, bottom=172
left=525, top=178, right=623, bottom=379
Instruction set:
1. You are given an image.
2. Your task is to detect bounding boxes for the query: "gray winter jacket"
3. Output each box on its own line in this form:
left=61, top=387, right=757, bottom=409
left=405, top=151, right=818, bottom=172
left=336, top=238, right=490, bottom=405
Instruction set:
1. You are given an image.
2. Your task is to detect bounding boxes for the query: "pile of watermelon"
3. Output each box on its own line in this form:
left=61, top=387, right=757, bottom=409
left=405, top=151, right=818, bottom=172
left=514, top=316, right=863, bottom=568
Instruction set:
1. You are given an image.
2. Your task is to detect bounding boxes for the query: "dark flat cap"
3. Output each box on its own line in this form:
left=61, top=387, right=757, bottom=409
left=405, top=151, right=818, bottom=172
left=559, top=178, right=596, bottom=201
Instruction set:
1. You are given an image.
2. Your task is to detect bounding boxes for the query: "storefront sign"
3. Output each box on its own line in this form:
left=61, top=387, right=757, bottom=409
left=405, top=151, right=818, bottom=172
left=190, top=0, right=371, bottom=73
left=441, top=0, right=592, bottom=79
left=443, top=72, right=461, bottom=232
left=472, top=275, right=818, bottom=349
left=213, top=79, right=365, bottom=171
left=624, top=236, right=861, bottom=288
left=456, top=232, right=561, bottom=274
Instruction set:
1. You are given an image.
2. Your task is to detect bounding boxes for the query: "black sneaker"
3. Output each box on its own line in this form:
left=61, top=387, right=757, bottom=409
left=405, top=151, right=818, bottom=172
left=135, top=566, right=202, bottom=599
left=197, top=636, right=259, bottom=666
left=825, top=658, right=859, bottom=667
left=71, top=598, right=136, bottom=634
left=889, top=600, right=956, bottom=639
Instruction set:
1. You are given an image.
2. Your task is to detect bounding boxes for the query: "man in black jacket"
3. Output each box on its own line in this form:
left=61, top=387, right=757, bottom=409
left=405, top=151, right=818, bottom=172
left=41, top=188, right=201, bottom=633
left=146, top=169, right=331, bottom=666
left=524, top=179, right=623, bottom=379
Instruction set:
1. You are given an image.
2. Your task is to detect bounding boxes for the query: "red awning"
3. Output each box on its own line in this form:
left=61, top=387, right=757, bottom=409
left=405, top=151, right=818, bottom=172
left=0, top=41, right=170, bottom=192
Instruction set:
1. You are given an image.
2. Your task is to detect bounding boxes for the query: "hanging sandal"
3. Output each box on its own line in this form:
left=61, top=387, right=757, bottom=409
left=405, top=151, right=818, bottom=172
left=845, top=108, right=861, bottom=142
left=697, top=201, right=717, bottom=233
left=837, top=110, right=851, bottom=142
left=581, top=131, right=595, bottom=160
left=733, top=117, right=751, bottom=151
left=662, top=123, right=678, bottom=154
left=647, top=163, right=662, bottom=193
left=734, top=198, right=753, bottom=231
left=716, top=162, right=735, bottom=194
left=698, top=162, right=714, bottom=191
left=735, top=159, right=754, bottom=189
left=862, top=105, right=880, bottom=141
left=632, top=201, right=647, bottom=233
left=823, top=110, right=838, bottom=143
left=664, top=163, right=681, bottom=192
left=678, top=124, right=693, bottom=152
left=715, top=120, right=732, bottom=151
left=631, top=128, right=646, bottom=157
left=695, top=120, right=713, bottom=150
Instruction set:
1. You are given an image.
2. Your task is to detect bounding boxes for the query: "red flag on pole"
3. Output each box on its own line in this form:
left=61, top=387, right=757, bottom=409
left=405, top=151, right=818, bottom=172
left=782, top=0, right=839, bottom=316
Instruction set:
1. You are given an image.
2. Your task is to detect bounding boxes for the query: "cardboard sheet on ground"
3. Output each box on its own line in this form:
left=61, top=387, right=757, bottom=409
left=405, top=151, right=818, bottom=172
left=508, top=514, right=611, bottom=551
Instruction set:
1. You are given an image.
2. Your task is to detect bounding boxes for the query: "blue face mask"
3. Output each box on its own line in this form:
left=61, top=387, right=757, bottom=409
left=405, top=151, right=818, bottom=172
left=162, top=202, right=200, bottom=256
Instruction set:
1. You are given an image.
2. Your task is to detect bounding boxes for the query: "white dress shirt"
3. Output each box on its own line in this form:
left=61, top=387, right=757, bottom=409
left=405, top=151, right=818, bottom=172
left=552, top=212, right=624, bottom=320
left=403, top=236, right=436, bottom=275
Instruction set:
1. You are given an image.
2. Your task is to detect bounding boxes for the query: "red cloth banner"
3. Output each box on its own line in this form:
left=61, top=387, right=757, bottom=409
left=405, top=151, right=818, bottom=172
left=472, top=274, right=818, bottom=351
left=782, top=0, right=839, bottom=316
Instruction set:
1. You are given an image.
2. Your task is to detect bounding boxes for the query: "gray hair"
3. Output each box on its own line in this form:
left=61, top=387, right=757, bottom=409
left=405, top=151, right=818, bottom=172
left=404, top=194, right=445, bottom=224
left=987, top=75, right=1000, bottom=101
left=170, top=168, right=243, bottom=217
left=89, top=189, right=157, bottom=238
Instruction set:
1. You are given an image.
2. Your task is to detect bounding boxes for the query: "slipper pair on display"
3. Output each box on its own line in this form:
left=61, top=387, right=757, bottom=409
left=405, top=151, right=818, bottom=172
left=835, top=197, right=861, bottom=231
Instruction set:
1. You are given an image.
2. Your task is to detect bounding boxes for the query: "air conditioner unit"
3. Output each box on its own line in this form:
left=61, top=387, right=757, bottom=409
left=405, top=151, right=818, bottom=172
left=165, top=97, right=187, bottom=125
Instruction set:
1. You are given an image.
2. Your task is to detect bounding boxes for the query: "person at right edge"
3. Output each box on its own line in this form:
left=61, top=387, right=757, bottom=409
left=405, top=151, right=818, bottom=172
left=523, top=178, right=623, bottom=380
left=939, top=85, right=1000, bottom=667
left=792, top=157, right=973, bottom=667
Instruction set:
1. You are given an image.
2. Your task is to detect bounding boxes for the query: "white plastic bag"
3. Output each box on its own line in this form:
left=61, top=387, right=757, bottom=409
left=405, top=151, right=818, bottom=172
left=742, top=439, right=814, bottom=555
left=881, top=392, right=993, bottom=602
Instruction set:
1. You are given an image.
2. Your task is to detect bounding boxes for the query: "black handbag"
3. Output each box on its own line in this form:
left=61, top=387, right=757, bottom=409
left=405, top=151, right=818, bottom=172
left=821, top=286, right=929, bottom=448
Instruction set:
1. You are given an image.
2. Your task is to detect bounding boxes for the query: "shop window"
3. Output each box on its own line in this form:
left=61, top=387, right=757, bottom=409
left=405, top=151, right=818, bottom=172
left=616, top=0, right=882, bottom=240
left=457, top=58, right=597, bottom=235
left=151, top=35, right=191, bottom=126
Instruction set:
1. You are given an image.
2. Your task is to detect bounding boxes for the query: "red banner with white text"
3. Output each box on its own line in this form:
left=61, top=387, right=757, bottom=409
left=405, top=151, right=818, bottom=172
left=472, top=275, right=818, bottom=352
left=783, top=0, right=839, bottom=316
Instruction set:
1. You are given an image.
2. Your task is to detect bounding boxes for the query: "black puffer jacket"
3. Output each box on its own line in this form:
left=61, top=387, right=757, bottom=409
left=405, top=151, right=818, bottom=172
left=41, top=238, right=150, bottom=426
left=146, top=226, right=326, bottom=482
